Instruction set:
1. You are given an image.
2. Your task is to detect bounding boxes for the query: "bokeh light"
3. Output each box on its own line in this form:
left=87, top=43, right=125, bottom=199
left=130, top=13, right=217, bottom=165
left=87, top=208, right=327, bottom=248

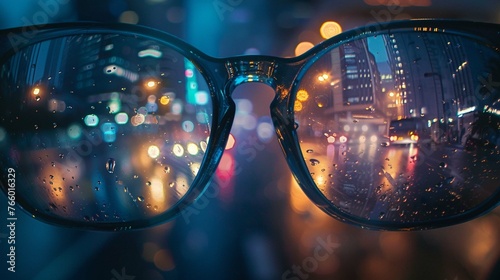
left=119, top=10, right=139, bottom=24
left=320, top=21, right=342, bottom=39
left=148, top=145, right=161, bottom=159
left=295, top=41, right=314, bottom=56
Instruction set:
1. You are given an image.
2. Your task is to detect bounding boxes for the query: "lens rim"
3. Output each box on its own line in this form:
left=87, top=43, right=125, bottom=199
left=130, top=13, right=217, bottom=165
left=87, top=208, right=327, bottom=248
left=280, top=19, right=500, bottom=230
left=0, top=23, right=237, bottom=230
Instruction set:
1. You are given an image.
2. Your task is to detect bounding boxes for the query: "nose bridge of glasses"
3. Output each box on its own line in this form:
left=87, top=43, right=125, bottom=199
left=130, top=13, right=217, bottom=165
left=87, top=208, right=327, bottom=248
left=224, top=58, right=278, bottom=91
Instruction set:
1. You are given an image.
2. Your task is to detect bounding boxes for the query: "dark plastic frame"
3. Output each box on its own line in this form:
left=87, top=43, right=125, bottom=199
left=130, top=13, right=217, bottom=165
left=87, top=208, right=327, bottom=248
left=0, top=19, right=499, bottom=230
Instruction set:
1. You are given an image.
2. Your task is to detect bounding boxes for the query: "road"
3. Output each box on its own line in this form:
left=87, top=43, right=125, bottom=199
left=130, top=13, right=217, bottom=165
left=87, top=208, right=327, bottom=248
left=299, top=139, right=499, bottom=225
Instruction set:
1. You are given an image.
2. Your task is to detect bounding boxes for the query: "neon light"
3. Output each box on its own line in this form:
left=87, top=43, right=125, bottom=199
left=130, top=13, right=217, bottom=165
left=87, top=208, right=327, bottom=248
left=138, top=49, right=162, bottom=58
left=457, top=106, right=476, bottom=116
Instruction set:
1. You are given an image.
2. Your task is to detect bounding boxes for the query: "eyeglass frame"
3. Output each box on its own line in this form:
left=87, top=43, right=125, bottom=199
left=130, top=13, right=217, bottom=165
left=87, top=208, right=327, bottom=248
left=1, top=19, right=499, bottom=231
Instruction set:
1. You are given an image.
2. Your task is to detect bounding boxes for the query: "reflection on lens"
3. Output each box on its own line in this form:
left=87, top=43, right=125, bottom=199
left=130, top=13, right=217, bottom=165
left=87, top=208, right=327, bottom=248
left=0, top=33, right=213, bottom=226
left=295, top=31, right=500, bottom=226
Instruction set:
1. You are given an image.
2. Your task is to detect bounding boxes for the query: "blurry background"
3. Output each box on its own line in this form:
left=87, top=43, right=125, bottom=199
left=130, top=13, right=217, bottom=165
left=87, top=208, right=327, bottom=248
left=0, top=0, right=499, bottom=279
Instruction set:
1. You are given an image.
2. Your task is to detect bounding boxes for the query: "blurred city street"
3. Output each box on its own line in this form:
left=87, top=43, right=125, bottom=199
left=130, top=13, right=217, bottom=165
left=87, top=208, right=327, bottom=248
left=0, top=0, right=500, bottom=280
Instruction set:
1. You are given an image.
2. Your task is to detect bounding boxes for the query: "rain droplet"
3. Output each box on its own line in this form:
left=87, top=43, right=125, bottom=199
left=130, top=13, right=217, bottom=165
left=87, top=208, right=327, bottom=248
left=315, top=95, right=328, bottom=108
left=309, top=159, right=320, bottom=166
left=169, top=182, right=175, bottom=188
left=445, top=177, right=455, bottom=184
left=164, top=166, right=171, bottom=174
left=35, top=96, right=41, bottom=101
left=306, top=149, right=314, bottom=153
left=59, top=153, right=65, bottom=159
left=146, top=181, right=151, bottom=186
left=106, top=158, right=116, bottom=173
left=94, top=187, right=99, bottom=191
left=69, top=186, right=74, bottom=191
left=379, top=212, right=385, bottom=219
left=294, top=122, right=299, bottom=129
left=137, top=196, right=144, bottom=202
left=439, top=162, right=447, bottom=169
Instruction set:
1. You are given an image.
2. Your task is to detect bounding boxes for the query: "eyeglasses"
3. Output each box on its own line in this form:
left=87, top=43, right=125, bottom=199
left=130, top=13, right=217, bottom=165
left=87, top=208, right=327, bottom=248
left=0, top=19, right=499, bottom=231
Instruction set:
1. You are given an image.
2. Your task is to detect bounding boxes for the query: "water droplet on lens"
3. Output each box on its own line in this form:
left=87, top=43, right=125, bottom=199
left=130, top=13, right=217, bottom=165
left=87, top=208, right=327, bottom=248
left=137, top=196, right=144, bottom=202
left=379, top=212, right=385, bottom=219
left=169, top=182, right=175, bottom=188
left=106, top=158, right=116, bottom=173
left=164, top=166, right=171, bottom=174
left=83, top=215, right=90, bottom=222
left=309, top=159, right=320, bottom=166
left=315, top=95, right=328, bottom=108
left=69, top=186, right=74, bottom=191
left=306, top=149, right=314, bottom=153
left=146, top=181, right=151, bottom=186
left=294, top=122, right=299, bottom=129
left=439, top=162, right=447, bottom=168
left=95, top=187, right=99, bottom=191
left=35, top=96, right=41, bottom=101
left=445, top=177, right=455, bottom=184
